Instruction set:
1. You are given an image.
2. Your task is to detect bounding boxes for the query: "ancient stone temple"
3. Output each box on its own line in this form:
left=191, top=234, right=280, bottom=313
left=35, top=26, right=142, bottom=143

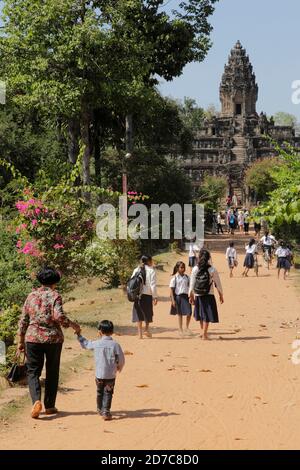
left=181, top=40, right=300, bottom=203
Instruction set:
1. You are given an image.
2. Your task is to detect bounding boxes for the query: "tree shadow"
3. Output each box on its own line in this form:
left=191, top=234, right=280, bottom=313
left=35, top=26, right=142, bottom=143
left=113, top=408, right=179, bottom=420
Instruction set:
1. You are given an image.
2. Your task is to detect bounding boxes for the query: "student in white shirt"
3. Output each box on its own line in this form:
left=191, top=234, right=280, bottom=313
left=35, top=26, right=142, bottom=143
left=170, top=261, right=192, bottom=337
left=242, top=238, right=258, bottom=277
left=188, top=241, right=197, bottom=270
left=226, top=241, right=238, bottom=278
left=189, top=249, right=224, bottom=340
left=275, top=241, right=291, bottom=280
left=131, top=255, right=158, bottom=339
left=260, top=231, right=277, bottom=258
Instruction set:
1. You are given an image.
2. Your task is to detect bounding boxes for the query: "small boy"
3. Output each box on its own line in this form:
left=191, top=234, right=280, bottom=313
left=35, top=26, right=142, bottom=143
left=76, top=320, right=125, bottom=421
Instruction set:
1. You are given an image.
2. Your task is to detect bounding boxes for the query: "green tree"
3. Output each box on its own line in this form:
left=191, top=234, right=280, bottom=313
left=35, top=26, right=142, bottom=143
left=245, top=158, right=280, bottom=201
left=195, top=175, right=227, bottom=210
left=273, top=112, right=298, bottom=128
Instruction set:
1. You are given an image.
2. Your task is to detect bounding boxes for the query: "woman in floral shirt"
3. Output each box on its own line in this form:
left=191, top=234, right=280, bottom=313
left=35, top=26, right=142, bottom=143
left=18, top=267, right=80, bottom=419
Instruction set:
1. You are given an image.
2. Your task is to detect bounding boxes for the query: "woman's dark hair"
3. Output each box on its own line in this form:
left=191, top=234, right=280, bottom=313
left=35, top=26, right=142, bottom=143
left=197, top=249, right=211, bottom=272
left=98, top=320, right=114, bottom=334
left=279, top=240, right=286, bottom=247
left=249, top=238, right=256, bottom=247
left=229, top=241, right=234, bottom=248
left=141, top=255, right=152, bottom=266
left=36, top=267, right=61, bottom=286
left=172, top=261, right=185, bottom=276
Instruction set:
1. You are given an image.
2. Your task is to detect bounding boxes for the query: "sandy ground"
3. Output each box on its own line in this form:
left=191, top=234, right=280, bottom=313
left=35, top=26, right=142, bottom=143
left=1, top=234, right=300, bottom=450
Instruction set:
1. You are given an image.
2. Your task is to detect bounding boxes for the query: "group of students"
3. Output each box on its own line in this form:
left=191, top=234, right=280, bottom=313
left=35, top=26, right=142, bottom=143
left=130, top=251, right=223, bottom=342
left=225, top=231, right=294, bottom=279
left=214, top=208, right=251, bottom=236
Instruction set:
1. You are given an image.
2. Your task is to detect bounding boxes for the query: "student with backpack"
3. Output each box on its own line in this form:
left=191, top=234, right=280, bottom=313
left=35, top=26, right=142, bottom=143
left=169, top=261, right=192, bottom=337
left=242, top=238, right=258, bottom=277
left=130, top=255, right=158, bottom=339
left=189, top=249, right=224, bottom=340
left=228, top=211, right=236, bottom=235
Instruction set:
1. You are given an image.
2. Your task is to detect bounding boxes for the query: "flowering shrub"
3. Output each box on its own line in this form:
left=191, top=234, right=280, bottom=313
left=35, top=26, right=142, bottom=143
left=14, top=189, right=95, bottom=280
left=127, top=191, right=149, bottom=205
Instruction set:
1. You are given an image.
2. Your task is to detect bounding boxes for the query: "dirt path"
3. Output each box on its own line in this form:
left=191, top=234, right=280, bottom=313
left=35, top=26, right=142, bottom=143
left=1, top=235, right=300, bottom=450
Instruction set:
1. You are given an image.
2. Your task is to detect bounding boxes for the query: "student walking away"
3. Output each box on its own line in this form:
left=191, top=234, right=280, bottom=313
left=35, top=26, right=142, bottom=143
left=189, top=249, right=224, bottom=340
left=76, top=320, right=125, bottom=421
left=260, top=231, right=277, bottom=259
left=188, top=238, right=198, bottom=270
left=286, top=244, right=294, bottom=275
left=170, top=262, right=192, bottom=337
left=131, top=255, right=158, bottom=339
left=242, top=238, right=258, bottom=277
left=212, top=211, right=218, bottom=235
left=254, top=219, right=261, bottom=238
left=226, top=241, right=238, bottom=278
left=217, top=212, right=224, bottom=234
left=17, top=267, right=80, bottom=419
left=243, top=211, right=250, bottom=235
left=275, top=241, right=291, bottom=280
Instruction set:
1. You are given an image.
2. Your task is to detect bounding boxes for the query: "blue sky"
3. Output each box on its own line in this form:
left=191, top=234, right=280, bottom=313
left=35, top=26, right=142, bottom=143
left=159, top=0, right=300, bottom=120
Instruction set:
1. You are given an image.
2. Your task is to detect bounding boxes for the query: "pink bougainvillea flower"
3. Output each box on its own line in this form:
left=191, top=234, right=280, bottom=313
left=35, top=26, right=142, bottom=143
left=31, top=219, right=38, bottom=226
left=28, top=198, right=35, bottom=205
left=53, top=243, right=64, bottom=250
left=16, top=240, right=22, bottom=249
left=35, top=208, right=41, bottom=215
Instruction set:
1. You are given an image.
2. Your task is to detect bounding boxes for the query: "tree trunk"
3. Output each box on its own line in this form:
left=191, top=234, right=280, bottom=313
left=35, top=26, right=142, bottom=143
left=81, top=108, right=92, bottom=200
left=125, top=114, right=133, bottom=154
left=93, top=110, right=101, bottom=186
left=67, top=118, right=80, bottom=164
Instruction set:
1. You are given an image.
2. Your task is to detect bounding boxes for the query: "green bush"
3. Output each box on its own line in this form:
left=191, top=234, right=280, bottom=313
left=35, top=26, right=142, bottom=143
left=81, top=238, right=140, bottom=287
left=0, top=223, right=32, bottom=308
left=0, top=304, right=21, bottom=347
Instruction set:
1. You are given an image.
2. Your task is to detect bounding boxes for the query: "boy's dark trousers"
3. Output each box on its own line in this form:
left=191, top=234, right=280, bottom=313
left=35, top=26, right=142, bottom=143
left=217, top=223, right=223, bottom=234
left=95, top=378, right=116, bottom=415
left=26, top=342, right=62, bottom=409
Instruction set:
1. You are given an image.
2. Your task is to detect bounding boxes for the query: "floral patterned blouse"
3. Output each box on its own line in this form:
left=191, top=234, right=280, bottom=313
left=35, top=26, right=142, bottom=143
left=18, top=287, right=71, bottom=343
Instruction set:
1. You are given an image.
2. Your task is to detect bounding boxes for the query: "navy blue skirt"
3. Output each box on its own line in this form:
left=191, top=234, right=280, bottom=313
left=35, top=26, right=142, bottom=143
left=132, top=294, right=153, bottom=323
left=194, top=295, right=219, bottom=323
left=189, top=256, right=196, bottom=267
left=170, top=294, right=192, bottom=316
left=277, top=257, right=291, bottom=270
left=244, top=253, right=254, bottom=268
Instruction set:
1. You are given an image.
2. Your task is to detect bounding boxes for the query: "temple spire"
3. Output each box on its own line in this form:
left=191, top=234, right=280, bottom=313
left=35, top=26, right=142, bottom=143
left=220, top=41, right=258, bottom=117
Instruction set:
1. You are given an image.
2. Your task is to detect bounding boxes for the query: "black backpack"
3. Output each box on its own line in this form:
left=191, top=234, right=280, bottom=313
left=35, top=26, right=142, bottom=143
left=194, top=268, right=212, bottom=296
left=127, top=267, right=146, bottom=302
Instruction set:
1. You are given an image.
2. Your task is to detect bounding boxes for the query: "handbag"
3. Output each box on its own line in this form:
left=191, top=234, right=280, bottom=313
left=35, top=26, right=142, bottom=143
left=6, top=352, right=27, bottom=384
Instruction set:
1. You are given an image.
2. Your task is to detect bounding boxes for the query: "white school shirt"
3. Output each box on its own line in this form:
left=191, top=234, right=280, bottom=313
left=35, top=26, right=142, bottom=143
left=189, top=265, right=223, bottom=297
left=132, top=265, right=158, bottom=298
left=238, top=213, right=244, bottom=225
left=260, top=235, right=276, bottom=246
left=226, top=247, right=237, bottom=260
left=189, top=243, right=199, bottom=257
left=245, top=244, right=257, bottom=254
left=169, top=273, right=190, bottom=296
left=217, top=214, right=222, bottom=224
left=275, top=247, right=289, bottom=258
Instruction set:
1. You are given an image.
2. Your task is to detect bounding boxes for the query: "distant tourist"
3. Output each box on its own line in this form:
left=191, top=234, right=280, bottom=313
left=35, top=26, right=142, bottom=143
left=238, top=210, right=244, bottom=232
left=232, top=193, right=238, bottom=208
left=242, top=238, right=258, bottom=277
left=131, top=255, right=158, bottom=339
left=226, top=241, right=238, bottom=278
left=17, top=267, right=80, bottom=419
left=189, top=249, right=224, bottom=340
left=76, top=320, right=125, bottom=421
left=226, top=195, right=232, bottom=208
left=254, top=219, right=261, bottom=238
left=217, top=212, right=224, bottom=234
left=228, top=210, right=236, bottom=235
left=169, top=262, right=192, bottom=337
left=243, top=210, right=250, bottom=235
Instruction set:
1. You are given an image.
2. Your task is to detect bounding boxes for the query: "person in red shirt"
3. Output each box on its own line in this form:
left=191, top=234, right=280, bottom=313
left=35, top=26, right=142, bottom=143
left=18, top=267, right=80, bottom=419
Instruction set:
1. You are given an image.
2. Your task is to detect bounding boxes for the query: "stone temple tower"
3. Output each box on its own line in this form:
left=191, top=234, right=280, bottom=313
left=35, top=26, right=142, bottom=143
left=220, top=40, right=258, bottom=118
left=181, top=40, right=300, bottom=204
